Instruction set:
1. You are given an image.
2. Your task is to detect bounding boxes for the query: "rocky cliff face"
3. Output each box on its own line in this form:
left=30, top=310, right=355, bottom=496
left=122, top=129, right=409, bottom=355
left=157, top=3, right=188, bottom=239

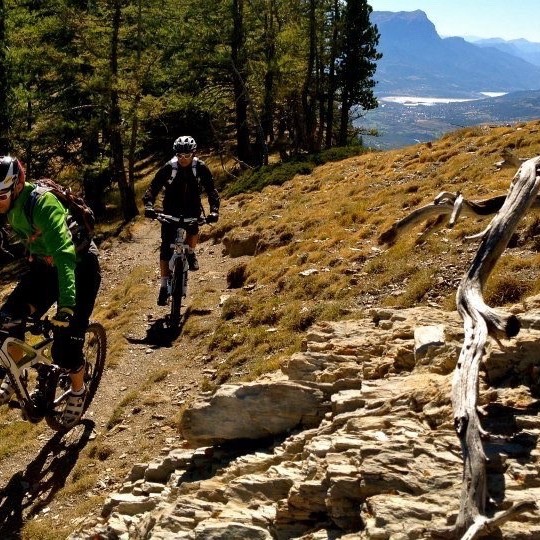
left=69, top=295, right=540, bottom=539
left=371, top=10, right=540, bottom=97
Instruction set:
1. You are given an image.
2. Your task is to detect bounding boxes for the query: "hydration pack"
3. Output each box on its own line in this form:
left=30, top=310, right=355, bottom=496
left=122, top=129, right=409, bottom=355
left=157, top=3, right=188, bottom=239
left=24, top=178, right=95, bottom=251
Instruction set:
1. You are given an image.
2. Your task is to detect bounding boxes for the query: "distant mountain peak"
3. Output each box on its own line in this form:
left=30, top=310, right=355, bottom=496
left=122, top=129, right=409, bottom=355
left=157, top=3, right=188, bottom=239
left=470, top=37, right=540, bottom=67
left=370, top=10, right=540, bottom=96
left=371, top=10, right=439, bottom=45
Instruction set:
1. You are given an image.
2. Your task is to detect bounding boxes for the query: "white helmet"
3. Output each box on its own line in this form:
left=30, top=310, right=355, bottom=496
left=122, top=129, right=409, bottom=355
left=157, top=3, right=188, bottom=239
left=0, top=156, right=25, bottom=191
left=173, top=136, right=197, bottom=154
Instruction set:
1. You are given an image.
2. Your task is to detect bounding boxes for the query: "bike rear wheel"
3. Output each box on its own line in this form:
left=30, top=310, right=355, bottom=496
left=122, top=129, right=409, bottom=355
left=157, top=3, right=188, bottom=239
left=169, top=258, right=186, bottom=328
left=45, top=322, right=107, bottom=431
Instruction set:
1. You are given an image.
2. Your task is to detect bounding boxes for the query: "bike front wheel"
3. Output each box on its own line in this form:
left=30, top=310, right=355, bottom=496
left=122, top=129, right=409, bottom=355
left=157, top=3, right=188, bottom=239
left=45, top=322, right=107, bottom=431
left=169, top=258, right=186, bottom=328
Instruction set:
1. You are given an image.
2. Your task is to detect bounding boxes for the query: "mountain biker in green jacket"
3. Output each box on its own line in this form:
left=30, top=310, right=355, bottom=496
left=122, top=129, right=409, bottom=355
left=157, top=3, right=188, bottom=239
left=0, top=156, right=101, bottom=428
left=143, top=136, right=220, bottom=306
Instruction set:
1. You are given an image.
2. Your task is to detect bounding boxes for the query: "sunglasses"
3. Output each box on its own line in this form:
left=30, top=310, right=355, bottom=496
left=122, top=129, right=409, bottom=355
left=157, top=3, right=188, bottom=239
left=177, top=153, right=193, bottom=159
left=0, top=189, right=12, bottom=201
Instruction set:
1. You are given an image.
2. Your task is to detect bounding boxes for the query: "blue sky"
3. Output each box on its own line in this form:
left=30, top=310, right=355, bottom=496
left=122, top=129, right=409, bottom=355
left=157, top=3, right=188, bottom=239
left=368, top=1, right=540, bottom=42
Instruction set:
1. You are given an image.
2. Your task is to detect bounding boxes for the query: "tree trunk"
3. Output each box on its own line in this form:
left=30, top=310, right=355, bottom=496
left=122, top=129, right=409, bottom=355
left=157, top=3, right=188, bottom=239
left=382, top=157, right=540, bottom=538
left=452, top=157, right=540, bottom=536
left=325, top=0, right=339, bottom=149
left=231, top=0, right=250, bottom=165
left=127, top=0, right=142, bottom=190
left=338, top=88, right=349, bottom=146
left=301, top=0, right=317, bottom=153
left=0, top=0, right=10, bottom=152
left=261, top=0, right=277, bottom=144
left=110, top=0, right=138, bottom=221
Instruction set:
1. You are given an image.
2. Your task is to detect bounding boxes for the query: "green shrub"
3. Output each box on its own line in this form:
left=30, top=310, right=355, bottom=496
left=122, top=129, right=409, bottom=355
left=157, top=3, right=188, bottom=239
left=224, top=145, right=366, bottom=197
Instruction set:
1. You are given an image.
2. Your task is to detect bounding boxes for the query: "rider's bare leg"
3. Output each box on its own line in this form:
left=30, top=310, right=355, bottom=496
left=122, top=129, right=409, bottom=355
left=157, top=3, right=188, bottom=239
left=186, top=233, right=198, bottom=249
left=70, top=366, right=85, bottom=393
left=160, top=259, right=170, bottom=280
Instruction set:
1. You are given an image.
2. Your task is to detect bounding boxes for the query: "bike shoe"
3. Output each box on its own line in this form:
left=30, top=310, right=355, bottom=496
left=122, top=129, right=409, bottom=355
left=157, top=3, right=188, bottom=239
left=187, top=251, right=199, bottom=271
left=157, top=286, right=169, bottom=306
left=60, top=387, right=87, bottom=428
left=0, top=376, right=15, bottom=405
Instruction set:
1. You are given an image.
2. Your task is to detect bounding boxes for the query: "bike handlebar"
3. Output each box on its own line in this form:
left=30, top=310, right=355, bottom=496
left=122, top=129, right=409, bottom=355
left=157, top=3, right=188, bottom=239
left=147, top=211, right=207, bottom=227
left=0, top=316, right=55, bottom=338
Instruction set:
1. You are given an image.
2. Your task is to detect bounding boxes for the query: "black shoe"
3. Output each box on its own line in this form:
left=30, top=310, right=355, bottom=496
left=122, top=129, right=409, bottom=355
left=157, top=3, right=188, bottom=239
left=187, top=251, right=199, bottom=271
left=157, top=286, right=169, bottom=306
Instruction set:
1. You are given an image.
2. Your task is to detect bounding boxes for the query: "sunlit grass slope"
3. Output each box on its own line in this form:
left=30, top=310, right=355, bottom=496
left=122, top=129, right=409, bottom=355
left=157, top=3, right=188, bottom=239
left=204, top=120, right=540, bottom=383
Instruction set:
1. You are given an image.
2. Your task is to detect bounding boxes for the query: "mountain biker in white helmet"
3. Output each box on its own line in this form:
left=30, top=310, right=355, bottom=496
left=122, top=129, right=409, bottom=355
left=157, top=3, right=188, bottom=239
left=0, top=155, right=101, bottom=428
left=143, top=136, right=220, bottom=306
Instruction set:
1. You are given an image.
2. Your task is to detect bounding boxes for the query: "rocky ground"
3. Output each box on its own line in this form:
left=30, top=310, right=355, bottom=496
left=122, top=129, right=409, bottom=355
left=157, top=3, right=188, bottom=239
left=1, top=208, right=540, bottom=539
left=69, top=299, right=540, bottom=539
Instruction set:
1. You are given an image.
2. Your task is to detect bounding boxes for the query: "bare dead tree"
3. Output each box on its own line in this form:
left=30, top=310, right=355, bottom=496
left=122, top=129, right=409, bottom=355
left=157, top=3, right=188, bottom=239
left=378, top=191, right=540, bottom=245
left=382, top=158, right=540, bottom=538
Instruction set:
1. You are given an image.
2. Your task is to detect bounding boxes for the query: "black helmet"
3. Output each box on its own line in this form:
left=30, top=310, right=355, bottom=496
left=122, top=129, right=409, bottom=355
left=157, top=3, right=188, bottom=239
left=173, top=136, right=197, bottom=154
left=0, top=156, right=25, bottom=190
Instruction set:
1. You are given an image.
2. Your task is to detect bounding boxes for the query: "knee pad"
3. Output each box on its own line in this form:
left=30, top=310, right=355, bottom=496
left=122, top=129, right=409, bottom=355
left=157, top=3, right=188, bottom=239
left=52, top=331, right=84, bottom=371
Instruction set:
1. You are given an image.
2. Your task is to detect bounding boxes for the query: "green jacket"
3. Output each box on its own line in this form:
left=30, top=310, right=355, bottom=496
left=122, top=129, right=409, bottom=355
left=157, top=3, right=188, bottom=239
left=7, top=183, right=77, bottom=308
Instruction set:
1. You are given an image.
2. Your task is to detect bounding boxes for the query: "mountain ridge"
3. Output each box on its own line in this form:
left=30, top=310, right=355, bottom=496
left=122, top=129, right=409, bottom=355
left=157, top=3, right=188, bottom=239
left=470, top=37, right=540, bottom=67
left=371, top=10, right=540, bottom=97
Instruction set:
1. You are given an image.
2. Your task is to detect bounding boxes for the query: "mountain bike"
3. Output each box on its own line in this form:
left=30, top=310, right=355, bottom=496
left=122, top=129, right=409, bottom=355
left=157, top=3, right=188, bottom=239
left=0, top=316, right=106, bottom=431
left=148, top=212, right=208, bottom=328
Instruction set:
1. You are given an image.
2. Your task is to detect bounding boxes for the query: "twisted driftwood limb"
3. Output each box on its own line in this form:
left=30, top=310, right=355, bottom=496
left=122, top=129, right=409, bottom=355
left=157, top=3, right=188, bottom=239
left=378, top=190, right=540, bottom=245
left=452, top=156, right=540, bottom=537
left=459, top=501, right=537, bottom=540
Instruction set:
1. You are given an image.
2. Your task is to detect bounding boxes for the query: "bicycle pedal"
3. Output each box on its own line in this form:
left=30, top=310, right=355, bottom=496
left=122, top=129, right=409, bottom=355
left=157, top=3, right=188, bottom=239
left=8, top=400, right=21, bottom=409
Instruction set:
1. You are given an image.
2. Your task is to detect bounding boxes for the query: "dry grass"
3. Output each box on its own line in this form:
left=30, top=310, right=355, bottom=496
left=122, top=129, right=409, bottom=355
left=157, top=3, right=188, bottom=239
left=0, top=419, right=43, bottom=460
left=92, top=263, right=153, bottom=369
left=202, top=119, right=540, bottom=382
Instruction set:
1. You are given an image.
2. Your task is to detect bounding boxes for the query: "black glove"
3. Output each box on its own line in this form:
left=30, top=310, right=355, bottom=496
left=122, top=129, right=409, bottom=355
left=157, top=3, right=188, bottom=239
left=0, top=311, right=14, bottom=328
left=206, top=212, right=219, bottom=224
left=144, top=206, right=157, bottom=219
left=50, top=307, right=74, bottom=328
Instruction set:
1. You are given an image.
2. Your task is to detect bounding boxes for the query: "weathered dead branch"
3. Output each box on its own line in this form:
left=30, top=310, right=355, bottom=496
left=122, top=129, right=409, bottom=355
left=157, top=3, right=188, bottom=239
left=378, top=190, right=540, bottom=245
left=385, top=157, right=540, bottom=537
left=460, top=501, right=538, bottom=540
left=452, top=157, right=540, bottom=536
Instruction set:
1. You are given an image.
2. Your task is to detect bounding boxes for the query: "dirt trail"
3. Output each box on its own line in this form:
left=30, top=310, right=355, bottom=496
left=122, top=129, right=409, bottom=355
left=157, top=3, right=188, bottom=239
left=0, top=215, right=236, bottom=537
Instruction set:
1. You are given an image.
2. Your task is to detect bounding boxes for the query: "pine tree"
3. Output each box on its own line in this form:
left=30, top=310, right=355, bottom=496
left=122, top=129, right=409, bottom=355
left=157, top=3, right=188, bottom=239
left=0, top=0, right=9, bottom=152
left=337, top=0, right=381, bottom=145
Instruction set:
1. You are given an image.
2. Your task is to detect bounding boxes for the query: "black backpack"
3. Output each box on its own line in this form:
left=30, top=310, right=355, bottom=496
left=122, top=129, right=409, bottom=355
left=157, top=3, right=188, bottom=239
left=24, top=178, right=95, bottom=251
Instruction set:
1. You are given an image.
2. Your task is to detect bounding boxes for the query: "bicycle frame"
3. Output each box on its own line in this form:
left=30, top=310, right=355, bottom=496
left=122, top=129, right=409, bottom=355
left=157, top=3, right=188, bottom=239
left=0, top=318, right=106, bottom=430
left=0, top=323, right=59, bottom=416
left=152, top=212, right=203, bottom=327
left=168, top=225, right=189, bottom=298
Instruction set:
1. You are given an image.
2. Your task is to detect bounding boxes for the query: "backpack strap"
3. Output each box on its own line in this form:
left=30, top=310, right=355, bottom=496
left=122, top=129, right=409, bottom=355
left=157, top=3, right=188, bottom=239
left=168, top=156, right=199, bottom=183
left=24, top=185, right=51, bottom=229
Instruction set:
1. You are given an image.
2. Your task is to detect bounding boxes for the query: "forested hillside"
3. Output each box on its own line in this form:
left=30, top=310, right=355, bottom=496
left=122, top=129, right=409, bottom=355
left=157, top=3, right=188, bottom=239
left=0, top=0, right=381, bottom=221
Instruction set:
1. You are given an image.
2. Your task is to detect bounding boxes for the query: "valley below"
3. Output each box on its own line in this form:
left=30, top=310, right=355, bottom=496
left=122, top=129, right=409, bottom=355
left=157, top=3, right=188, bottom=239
left=359, top=89, right=540, bottom=149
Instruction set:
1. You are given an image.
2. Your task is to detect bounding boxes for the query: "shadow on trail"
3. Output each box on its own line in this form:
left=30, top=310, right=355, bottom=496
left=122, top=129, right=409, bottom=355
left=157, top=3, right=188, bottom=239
left=124, top=306, right=213, bottom=348
left=0, top=419, right=95, bottom=539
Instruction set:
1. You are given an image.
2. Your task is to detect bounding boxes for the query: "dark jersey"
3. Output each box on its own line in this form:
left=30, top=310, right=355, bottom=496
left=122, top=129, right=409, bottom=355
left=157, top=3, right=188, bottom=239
left=142, top=157, right=220, bottom=218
